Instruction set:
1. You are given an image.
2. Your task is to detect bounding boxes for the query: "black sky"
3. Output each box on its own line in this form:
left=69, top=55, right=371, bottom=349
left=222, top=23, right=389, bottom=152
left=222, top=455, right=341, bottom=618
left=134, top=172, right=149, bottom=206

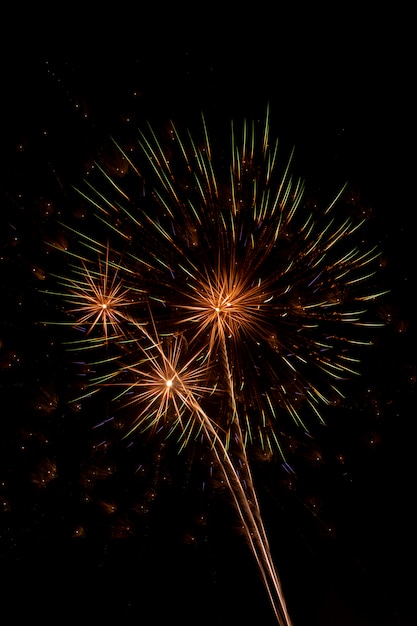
left=1, top=9, right=416, bottom=625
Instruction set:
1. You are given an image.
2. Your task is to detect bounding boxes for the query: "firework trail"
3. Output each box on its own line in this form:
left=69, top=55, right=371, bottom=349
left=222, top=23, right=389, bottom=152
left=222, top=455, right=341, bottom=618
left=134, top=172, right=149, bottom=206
left=46, top=107, right=385, bottom=624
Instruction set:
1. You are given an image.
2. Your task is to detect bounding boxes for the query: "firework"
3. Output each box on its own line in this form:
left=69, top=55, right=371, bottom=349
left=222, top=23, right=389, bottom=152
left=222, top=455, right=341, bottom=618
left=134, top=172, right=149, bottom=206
left=46, top=107, right=385, bottom=625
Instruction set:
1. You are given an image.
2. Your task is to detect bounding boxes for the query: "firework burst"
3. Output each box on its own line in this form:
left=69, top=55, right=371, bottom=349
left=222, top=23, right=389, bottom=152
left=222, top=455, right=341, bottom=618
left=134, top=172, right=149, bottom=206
left=46, top=107, right=385, bottom=625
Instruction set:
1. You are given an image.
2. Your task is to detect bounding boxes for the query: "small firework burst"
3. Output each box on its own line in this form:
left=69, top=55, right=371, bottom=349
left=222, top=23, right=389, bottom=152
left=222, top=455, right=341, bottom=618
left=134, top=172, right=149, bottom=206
left=45, top=107, right=385, bottom=625
left=110, top=323, right=215, bottom=448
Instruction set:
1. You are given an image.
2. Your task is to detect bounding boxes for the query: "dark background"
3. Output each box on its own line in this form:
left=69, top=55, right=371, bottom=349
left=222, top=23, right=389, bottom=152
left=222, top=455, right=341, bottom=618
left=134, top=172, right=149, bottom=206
left=1, top=7, right=415, bottom=625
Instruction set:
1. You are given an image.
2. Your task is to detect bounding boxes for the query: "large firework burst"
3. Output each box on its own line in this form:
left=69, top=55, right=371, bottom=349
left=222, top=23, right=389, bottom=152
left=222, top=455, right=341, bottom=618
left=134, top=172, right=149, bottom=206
left=45, top=107, right=385, bottom=625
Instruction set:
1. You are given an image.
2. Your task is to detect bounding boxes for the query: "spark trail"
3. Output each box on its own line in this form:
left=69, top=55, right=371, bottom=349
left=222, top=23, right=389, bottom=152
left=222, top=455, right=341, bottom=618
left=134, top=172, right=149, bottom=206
left=111, top=319, right=293, bottom=625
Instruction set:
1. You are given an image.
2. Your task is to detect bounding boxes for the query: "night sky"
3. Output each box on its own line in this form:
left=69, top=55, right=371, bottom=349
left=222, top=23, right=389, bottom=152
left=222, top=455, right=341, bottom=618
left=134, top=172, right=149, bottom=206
left=1, top=9, right=416, bottom=625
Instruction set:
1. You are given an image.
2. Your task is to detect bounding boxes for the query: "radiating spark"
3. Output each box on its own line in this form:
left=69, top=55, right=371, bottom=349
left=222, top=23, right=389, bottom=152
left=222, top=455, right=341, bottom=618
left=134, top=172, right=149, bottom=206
left=51, top=243, right=137, bottom=344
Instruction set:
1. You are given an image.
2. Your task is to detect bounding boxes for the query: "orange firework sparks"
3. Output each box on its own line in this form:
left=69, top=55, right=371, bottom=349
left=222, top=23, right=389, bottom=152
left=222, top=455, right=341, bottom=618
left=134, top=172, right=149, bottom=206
left=46, top=107, right=387, bottom=626
left=46, top=240, right=140, bottom=346
left=110, top=322, right=217, bottom=449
